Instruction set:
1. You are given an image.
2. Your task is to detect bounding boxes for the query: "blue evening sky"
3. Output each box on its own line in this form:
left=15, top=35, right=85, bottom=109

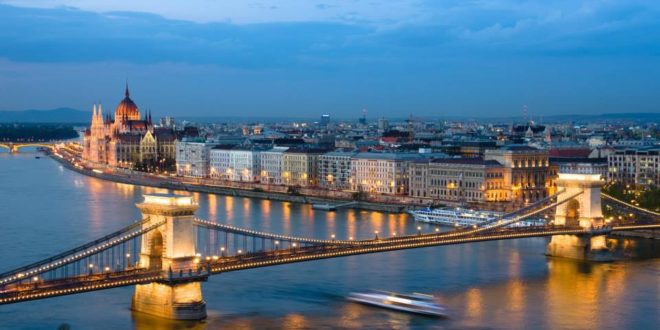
left=0, top=1, right=658, bottom=119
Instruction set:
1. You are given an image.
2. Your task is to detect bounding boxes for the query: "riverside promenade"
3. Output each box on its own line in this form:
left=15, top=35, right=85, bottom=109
left=48, top=151, right=417, bottom=213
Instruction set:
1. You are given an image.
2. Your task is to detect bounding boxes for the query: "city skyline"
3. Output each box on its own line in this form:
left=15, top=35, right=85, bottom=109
left=1, top=1, right=659, bottom=118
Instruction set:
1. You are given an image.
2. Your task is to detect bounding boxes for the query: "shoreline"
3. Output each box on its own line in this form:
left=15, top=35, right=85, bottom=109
left=48, top=153, right=411, bottom=213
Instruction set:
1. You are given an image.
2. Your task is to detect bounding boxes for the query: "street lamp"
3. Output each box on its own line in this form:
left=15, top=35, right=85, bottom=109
left=88, top=263, right=94, bottom=275
left=374, top=230, right=379, bottom=240
left=126, top=253, right=131, bottom=268
left=274, top=241, right=280, bottom=250
left=417, top=226, right=422, bottom=235
left=331, top=234, right=336, bottom=241
left=220, top=247, right=226, bottom=257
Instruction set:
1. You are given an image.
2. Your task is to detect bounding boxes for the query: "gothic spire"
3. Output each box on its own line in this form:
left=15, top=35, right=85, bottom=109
left=125, top=81, right=130, bottom=98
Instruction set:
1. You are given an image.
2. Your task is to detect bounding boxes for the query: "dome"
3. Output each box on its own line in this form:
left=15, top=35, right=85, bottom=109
left=115, top=85, right=140, bottom=121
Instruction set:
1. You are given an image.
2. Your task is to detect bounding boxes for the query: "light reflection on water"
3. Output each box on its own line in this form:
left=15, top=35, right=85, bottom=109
left=0, top=153, right=658, bottom=329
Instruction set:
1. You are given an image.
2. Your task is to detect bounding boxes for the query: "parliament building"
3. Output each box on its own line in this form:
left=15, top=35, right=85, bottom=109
left=82, top=85, right=177, bottom=171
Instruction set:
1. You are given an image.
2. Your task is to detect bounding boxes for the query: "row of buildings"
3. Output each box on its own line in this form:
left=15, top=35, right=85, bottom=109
left=175, top=141, right=557, bottom=204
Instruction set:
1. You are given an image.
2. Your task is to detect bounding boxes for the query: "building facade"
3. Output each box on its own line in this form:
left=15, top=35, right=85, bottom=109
left=282, top=149, right=324, bottom=187
left=485, top=145, right=551, bottom=203
left=318, top=151, right=356, bottom=190
left=209, top=146, right=262, bottom=182
left=260, top=147, right=288, bottom=185
left=175, top=140, right=216, bottom=177
left=408, top=158, right=509, bottom=203
left=607, top=147, right=659, bottom=186
left=351, top=153, right=423, bottom=195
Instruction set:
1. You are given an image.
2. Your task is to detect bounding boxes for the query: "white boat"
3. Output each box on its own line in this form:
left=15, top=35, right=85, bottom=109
left=408, top=207, right=545, bottom=228
left=408, top=207, right=501, bottom=227
left=347, top=291, right=448, bottom=317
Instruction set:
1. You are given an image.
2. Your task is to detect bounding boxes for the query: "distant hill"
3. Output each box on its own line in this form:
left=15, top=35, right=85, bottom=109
left=1, top=108, right=656, bottom=125
left=479, top=112, right=660, bottom=124
left=0, top=108, right=90, bottom=123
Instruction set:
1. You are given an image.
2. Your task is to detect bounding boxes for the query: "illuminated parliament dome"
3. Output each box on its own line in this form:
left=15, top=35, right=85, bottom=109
left=115, top=84, right=140, bottom=121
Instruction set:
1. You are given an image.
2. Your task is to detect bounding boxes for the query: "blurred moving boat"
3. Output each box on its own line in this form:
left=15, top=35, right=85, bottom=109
left=348, top=291, right=448, bottom=317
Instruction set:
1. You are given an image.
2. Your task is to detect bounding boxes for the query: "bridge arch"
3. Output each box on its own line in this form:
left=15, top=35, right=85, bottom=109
left=564, top=199, right=580, bottom=226
left=148, top=231, right=164, bottom=270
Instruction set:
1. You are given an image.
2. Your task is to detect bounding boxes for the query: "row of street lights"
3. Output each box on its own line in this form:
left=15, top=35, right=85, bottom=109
left=325, top=226, right=443, bottom=241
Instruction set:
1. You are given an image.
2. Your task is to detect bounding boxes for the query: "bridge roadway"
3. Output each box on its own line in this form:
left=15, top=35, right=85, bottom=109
left=4, top=224, right=659, bottom=305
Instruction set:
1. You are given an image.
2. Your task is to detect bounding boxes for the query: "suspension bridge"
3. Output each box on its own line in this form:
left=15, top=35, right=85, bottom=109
left=0, top=173, right=657, bottom=320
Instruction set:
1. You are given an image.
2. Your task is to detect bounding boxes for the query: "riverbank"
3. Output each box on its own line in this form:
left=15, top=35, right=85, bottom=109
left=49, top=153, right=411, bottom=213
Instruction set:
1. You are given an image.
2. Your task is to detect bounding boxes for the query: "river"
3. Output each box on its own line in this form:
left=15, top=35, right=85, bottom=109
left=0, top=150, right=658, bottom=329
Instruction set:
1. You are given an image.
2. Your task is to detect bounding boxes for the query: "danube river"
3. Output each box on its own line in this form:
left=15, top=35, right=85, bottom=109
left=0, top=151, right=658, bottom=329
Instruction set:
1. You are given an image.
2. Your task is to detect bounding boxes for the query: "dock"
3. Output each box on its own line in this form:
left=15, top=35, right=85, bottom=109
left=312, top=201, right=358, bottom=211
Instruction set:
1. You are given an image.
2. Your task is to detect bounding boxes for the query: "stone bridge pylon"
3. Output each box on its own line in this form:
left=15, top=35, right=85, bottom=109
left=546, top=173, right=611, bottom=261
left=131, top=194, right=207, bottom=320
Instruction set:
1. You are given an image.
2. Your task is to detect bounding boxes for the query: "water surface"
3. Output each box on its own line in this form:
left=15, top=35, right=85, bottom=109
left=0, top=151, right=657, bottom=329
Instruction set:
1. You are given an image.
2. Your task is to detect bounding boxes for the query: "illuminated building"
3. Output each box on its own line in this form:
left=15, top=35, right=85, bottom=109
left=82, top=85, right=177, bottom=170
left=485, top=145, right=550, bottom=203
left=408, top=158, right=509, bottom=202
left=260, top=147, right=288, bottom=185
left=607, top=147, right=659, bottom=186
left=318, top=151, right=356, bottom=190
left=351, top=153, right=424, bottom=195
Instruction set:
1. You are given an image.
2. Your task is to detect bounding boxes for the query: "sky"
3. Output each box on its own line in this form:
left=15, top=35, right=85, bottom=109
left=0, top=0, right=659, bottom=119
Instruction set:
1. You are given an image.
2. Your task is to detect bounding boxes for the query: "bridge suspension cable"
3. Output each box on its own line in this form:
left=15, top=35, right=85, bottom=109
left=0, top=219, right=164, bottom=286
left=193, top=219, right=361, bottom=246
left=601, top=193, right=660, bottom=218
left=473, top=190, right=584, bottom=232
left=477, top=189, right=566, bottom=228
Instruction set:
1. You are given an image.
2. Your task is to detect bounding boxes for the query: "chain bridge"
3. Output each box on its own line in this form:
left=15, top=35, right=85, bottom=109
left=0, top=173, right=657, bottom=320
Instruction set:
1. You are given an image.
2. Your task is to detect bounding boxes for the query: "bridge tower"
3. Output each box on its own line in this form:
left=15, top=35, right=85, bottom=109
left=546, top=172, right=611, bottom=261
left=131, top=193, right=207, bottom=320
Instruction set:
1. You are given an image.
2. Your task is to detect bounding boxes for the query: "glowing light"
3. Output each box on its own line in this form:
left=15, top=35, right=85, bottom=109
left=142, top=194, right=195, bottom=206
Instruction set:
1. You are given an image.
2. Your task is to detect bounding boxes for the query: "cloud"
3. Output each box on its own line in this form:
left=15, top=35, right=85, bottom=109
left=0, top=0, right=421, bottom=25
left=0, top=1, right=659, bottom=117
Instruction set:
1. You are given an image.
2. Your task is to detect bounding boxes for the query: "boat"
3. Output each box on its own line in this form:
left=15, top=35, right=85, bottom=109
left=312, top=203, right=337, bottom=211
left=408, top=207, right=545, bottom=228
left=347, top=291, right=448, bottom=317
left=408, top=207, right=501, bottom=227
